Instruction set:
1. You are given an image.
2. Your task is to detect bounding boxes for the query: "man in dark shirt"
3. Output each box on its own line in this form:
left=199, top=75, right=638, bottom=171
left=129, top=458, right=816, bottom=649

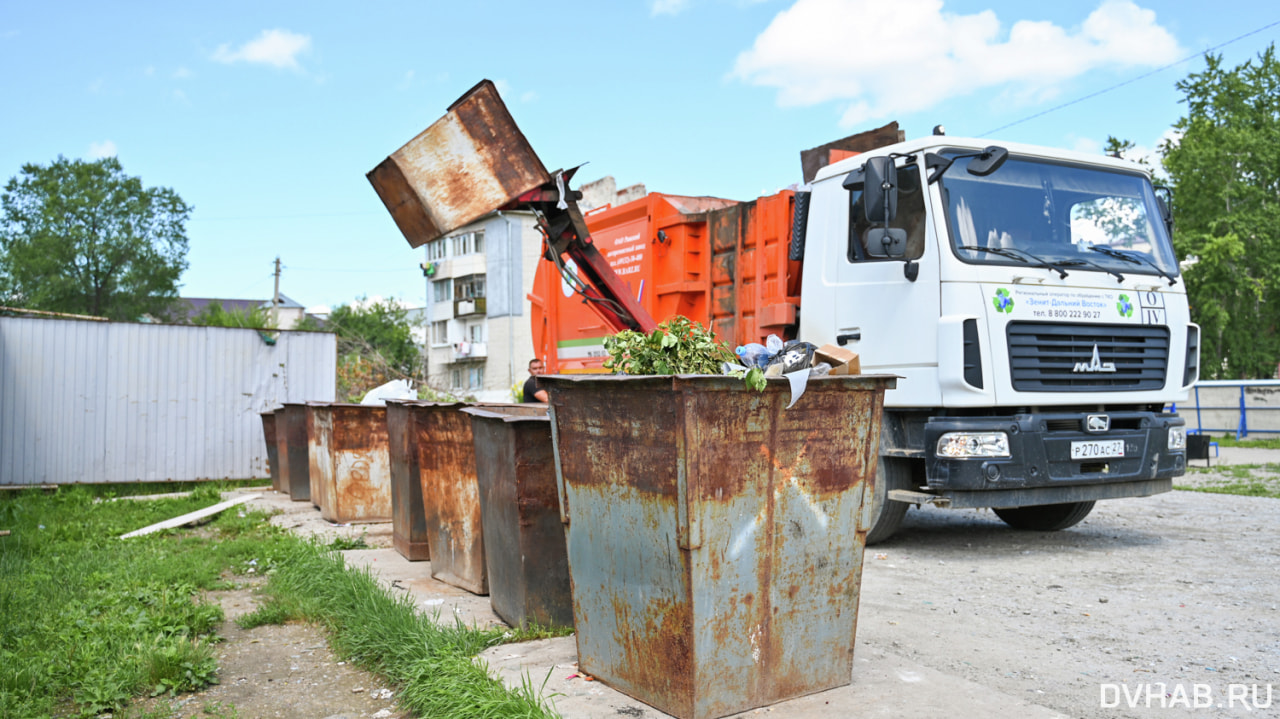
left=522, top=358, right=548, bottom=403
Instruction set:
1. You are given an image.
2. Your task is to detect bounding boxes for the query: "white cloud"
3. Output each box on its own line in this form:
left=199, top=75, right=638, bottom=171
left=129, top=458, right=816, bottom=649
left=733, top=0, right=1182, bottom=127
left=88, top=141, right=117, bottom=159
left=212, top=29, right=311, bottom=70
left=652, top=0, right=691, bottom=15
left=397, top=70, right=415, bottom=91
left=173, top=66, right=192, bottom=79
left=521, top=90, right=539, bottom=103
left=1071, top=136, right=1102, bottom=155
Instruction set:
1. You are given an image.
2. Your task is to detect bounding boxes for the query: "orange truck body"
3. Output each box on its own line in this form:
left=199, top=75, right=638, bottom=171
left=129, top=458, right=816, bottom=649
left=530, top=191, right=803, bottom=373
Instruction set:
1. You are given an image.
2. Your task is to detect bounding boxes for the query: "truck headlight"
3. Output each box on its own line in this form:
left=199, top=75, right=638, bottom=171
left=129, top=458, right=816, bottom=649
left=1168, top=427, right=1187, bottom=450
left=936, top=432, right=1010, bottom=458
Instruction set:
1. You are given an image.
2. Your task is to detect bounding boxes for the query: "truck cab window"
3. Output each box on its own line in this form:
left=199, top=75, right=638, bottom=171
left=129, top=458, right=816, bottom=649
left=847, top=164, right=926, bottom=262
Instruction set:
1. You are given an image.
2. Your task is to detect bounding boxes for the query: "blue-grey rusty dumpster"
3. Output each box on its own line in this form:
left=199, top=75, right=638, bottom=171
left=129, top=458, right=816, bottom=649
left=307, top=403, right=392, bottom=524
left=544, top=374, right=893, bottom=719
left=277, top=403, right=312, bottom=502
left=464, top=404, right=572, bottom=629
left=415, top=402, right=487, bottom=595
left=387, top=400, right=430, bottom=561
left=259, top=408, right=281, bottom=492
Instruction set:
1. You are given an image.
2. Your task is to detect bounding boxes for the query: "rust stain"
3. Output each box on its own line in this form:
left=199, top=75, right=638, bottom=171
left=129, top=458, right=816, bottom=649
left=602, top=594, right=695, bottom=719
left=387, top=401, right=430, bottom=561
left=414, top=403, right=487, bottom=595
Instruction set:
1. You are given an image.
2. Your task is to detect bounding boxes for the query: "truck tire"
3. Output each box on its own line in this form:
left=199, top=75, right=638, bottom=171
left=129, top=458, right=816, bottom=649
left=865, top=457, right=911, bottom=545
left=993, top=501, right=1096, bottom=531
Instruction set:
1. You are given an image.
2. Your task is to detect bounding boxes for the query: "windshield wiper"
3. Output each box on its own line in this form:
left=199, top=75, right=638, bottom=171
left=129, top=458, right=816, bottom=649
left=959, top=245, right=1069, bottom=279
left=1056, top=258, right=1125, bottom=283
left=1088, top=245, right=1177, bottom=286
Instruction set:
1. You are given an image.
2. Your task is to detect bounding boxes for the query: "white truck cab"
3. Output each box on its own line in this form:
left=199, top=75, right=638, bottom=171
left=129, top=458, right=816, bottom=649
left=799, top=137, right=1197, bottom=542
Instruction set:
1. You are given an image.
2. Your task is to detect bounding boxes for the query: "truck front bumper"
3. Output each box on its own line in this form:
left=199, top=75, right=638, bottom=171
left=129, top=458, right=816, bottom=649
left=919, top=410, right=1184, bottom=509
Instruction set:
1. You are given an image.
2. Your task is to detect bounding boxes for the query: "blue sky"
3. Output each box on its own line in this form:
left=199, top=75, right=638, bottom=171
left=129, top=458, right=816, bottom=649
left=2, top=1, right=1277, bottom=313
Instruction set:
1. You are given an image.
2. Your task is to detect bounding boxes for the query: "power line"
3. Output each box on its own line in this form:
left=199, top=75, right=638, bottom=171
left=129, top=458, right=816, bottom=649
left=285, top=265, right=416, bottom=273
left=980, top=19, right=1280, bottom=137
left=191, top=211, right=381, bottom=222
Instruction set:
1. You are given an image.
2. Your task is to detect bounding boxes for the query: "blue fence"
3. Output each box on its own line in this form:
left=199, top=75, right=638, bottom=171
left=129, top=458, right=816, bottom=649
left=1174, top=380, right=1280, bottom=439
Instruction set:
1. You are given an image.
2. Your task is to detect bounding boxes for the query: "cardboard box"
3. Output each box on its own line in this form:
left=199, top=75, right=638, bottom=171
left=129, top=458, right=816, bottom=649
left=815, top=344, right=860, bottom=376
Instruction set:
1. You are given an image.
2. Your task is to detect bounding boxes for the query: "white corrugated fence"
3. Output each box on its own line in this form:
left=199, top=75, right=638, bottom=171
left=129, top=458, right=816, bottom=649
left=0, top=316, right=336, bottom=484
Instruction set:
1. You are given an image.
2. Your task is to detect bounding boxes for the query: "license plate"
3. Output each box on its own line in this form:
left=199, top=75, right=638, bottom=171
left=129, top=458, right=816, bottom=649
left=1071, top=439, right=1125, bottom=460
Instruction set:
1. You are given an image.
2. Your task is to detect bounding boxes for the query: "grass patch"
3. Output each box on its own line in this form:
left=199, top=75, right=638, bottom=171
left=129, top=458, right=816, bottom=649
left=240, top=543, right=563, bottom=718
left=0, top=484, right=293, bottom=717
left=1206, top=434, right=1280, bottom=449
left=2, top=483, right=567, bottom=718
left=1178, top=480, right=1280, bottom=498
left=1175, top=463, right=1280, bottom=498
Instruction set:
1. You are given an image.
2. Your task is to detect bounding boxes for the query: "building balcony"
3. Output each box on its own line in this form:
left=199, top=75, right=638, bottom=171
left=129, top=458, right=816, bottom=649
left=452, top=341, right=487, bottom=361
left=454, top=297, right=486, bottom=317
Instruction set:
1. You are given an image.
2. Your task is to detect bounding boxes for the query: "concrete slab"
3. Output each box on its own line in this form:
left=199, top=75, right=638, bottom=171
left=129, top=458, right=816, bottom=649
left=476, top=636, right=1069, bottom=719
left=333, top=545, right=1069, bottom=719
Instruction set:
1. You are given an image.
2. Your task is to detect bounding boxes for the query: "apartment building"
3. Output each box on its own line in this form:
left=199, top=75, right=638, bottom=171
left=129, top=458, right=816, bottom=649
left=420, top=211, right=543, bottom=401
left=420, top=177, right=645, bottom=401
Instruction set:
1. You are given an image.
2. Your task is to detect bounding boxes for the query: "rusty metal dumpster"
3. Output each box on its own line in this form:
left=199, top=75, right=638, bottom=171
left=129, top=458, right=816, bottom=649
left=544, top=374, right=893, bottom=719
left=414, top=402, right=488, bottom=595
left=259, top=408, right=281, bottom=492
left=464, top=404, right=572, bottom=629
left=307, top=403, right=392, bottom=523
left=277, top=403, right=312, bottom=502
left=386, top=400, right=430, bottom=561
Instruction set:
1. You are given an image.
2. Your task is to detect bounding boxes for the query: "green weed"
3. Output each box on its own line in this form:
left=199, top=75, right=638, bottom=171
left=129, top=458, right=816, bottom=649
left=243, top=542, right=561, bottom=718
left=0, top=486, right=289, bottom=717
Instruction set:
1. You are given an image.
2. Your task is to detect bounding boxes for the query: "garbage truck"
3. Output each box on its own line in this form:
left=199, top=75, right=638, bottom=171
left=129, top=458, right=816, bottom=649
left=369, top=80, right=1195, bottom=543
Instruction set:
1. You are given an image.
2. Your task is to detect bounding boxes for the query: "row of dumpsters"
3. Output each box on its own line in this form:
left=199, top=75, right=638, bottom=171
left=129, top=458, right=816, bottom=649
left=258, top=373, right=893, bottom=719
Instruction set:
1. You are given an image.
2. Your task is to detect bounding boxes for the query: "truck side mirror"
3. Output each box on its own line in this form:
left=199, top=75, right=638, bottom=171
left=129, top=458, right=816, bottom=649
left=863, top=156, right=899, bottom=223
left=1154, top=185, right=1174, bottom=236
left=865, top=227, right=908, bottom=258
left=966, top=146, right=1008, bottom=176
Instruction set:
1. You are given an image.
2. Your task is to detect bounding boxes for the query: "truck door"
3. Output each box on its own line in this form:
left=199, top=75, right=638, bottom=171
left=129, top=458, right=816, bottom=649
left=808, top=162, right=942, bottom=406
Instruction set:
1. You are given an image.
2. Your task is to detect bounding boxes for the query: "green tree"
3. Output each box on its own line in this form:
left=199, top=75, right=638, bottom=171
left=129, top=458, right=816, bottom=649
left=188, top=300, right=271, bottom=329
left=0, top=156, right=191, bottom=321
left=1162, top=46, right=1280, bottom=379
left=325, top=298, right=421, bottom=401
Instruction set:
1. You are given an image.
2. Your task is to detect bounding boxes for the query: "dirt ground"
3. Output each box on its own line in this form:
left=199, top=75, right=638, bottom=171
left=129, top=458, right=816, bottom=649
left=129, top=450, right=1280, bottom=718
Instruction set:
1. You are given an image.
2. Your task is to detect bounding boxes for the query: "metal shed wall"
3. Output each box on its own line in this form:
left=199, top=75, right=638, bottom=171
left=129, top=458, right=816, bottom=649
left=0, top=317, right=337, bottom=485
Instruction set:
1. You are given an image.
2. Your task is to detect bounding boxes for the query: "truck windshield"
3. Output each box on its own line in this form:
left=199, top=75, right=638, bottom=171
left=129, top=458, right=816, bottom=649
left=940, top=153, right=1179, bottom=279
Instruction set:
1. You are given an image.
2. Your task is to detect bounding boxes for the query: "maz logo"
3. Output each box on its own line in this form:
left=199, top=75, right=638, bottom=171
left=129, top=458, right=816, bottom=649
left=1073, top=344, right=1116, bottom=373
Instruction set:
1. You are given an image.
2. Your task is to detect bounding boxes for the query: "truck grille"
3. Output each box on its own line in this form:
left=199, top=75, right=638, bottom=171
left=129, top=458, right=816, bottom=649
left=1007, top=322, right=1169, bottom=392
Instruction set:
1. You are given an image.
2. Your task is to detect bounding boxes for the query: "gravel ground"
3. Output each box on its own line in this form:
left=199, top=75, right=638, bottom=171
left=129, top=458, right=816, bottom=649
left=126, top=449, right=1280, bottom=718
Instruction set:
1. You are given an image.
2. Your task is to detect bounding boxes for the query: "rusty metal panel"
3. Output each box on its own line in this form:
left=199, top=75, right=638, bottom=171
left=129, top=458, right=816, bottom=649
left=260, top=410, right=281, bottom=492
left=387, top=400, right=430, bottom=561
left=307, top=404, right=391, bottom=523
left=465, top=404, right=572, bottom=629
left=367, top=79, right=551, bottom=248
left=545, top=374, right=893, bottom=719
left=413, top=402, right=488, bottom=595
left=279, top=403, right=312, bottom=502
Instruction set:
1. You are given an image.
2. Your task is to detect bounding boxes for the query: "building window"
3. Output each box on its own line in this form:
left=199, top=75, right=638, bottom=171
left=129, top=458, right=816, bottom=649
left=426, top=238, right=447, bottom=261
left=431, top=320, right=448, bottom=345
left=467, top=323, right=485, bottom=343
left=454, top=274, right=486, bottom=300
left=432, top=279, right=451, bottom=303
left=468, top=366, right=483, bottom=389
left=451, top=231, right=484, bottom=257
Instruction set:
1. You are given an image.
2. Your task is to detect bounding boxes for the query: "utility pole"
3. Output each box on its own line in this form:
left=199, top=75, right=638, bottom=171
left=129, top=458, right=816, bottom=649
left=272, top=256, right=282, bottom=329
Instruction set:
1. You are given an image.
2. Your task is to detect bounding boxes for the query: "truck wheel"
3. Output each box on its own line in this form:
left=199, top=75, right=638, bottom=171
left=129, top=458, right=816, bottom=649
left=865, top=457, right=911, bottom=545
left=993, top=501, right=1096, bottom=531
